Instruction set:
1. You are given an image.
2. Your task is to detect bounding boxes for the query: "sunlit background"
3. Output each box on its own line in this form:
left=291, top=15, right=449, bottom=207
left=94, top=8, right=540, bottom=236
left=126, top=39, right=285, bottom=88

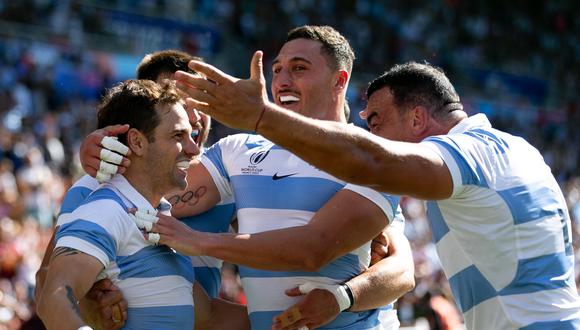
left=0, top=1, right=578, bottom=329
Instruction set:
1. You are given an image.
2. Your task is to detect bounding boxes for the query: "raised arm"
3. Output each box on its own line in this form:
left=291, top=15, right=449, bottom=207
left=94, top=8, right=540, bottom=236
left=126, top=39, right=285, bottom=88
left=176, top=52, right=452, bottom=200
left=37, top=247, right=104, bottom=330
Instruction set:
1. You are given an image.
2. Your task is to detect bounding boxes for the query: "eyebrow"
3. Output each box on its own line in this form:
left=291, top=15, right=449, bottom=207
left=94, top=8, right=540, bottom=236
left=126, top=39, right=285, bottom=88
left=272, top=56, right=313, bottom=66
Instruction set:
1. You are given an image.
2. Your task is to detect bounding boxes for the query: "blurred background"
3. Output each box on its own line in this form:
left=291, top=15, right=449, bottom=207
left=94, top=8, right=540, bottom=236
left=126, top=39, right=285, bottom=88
left=0, top=1, right=578, bottom=329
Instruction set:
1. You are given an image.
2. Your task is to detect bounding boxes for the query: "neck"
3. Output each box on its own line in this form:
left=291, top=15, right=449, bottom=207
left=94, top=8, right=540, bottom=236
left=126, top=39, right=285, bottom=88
left=123, top=166, right=163, bottom=208
left=319, top=97, right=347, bottom=123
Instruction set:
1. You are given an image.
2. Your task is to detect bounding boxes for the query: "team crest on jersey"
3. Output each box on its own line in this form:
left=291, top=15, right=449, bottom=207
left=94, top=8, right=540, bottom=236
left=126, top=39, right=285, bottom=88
left=242, top=149, right=270, bottom=175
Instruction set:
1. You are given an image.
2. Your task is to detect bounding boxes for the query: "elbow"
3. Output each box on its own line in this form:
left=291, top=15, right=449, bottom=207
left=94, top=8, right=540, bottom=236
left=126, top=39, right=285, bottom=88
left=400, top=265, right=416, bottom=294
left=36, top=293, right=48, bottom=323
left=403, top=272, right=416, bottom=294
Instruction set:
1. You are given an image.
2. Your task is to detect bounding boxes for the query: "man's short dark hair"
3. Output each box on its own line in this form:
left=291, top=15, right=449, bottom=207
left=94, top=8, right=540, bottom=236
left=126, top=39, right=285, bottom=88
left=97, top=79, right=181, bottom=145
left=367, top=62, right=463, bottom=121
left=286, top=25, right=355, bottom=73
left=137, top=50, right=202, bottom=80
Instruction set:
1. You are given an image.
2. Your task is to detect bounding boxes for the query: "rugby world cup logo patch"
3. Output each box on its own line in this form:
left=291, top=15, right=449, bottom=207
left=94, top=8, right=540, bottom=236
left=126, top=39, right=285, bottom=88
left=250, top=149, right=270, bottom=165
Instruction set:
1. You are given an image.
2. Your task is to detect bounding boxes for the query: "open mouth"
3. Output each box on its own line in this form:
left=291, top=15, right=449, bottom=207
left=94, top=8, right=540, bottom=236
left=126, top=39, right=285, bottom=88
left=279, top=95, right=300, bottom=106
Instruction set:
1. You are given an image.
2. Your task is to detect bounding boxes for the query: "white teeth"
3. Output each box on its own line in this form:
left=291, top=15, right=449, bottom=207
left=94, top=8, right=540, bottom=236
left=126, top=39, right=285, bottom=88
left=280, top=95, right=300, bottom=103
left=176, top=161, right=190, bottom=169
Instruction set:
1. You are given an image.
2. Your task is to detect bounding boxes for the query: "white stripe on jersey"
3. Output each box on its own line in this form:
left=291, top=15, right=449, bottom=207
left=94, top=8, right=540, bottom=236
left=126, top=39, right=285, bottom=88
left=236, top=208, right=313, bottom=234
left=116, top=275, right=193, bottom=308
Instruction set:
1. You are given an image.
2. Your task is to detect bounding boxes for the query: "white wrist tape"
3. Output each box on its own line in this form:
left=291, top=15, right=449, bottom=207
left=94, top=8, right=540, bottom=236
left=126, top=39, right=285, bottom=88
left=78, top=327, right=94, bottom=330
left=298, top=282, right=351, bottom=312
left=100, top=149, right=123, bottom=165
left=101, top=136, right=129, bottom=155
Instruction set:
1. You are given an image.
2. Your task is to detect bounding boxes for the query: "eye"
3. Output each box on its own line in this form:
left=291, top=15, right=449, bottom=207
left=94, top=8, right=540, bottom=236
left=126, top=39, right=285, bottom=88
left=293, top=65, right=306, bottom=72
left=174, top=134, right=184, bottom=141
left=272, top=67, right=281, bottom=74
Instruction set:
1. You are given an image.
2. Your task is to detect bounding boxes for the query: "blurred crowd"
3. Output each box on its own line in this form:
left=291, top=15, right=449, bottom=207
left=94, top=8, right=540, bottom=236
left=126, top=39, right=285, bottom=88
left=0, top=1, right=578, bottom=329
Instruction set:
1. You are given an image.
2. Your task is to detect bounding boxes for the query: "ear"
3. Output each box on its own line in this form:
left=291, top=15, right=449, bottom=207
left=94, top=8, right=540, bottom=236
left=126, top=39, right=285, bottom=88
left=334, top=70, right=349, bottom=90
left=126, top=128, right=148, bottom=157
left=409, top=106, right=430, bottom=137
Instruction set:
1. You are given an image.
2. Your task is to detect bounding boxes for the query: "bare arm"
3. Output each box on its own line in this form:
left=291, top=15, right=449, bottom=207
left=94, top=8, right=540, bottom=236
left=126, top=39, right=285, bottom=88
left=152, top=189, right=388, bottom=271
left=37, top=247, right=104, bottom=330
left=272, top=226, right=414, bottom=329
left=193, top=281, right=249, bottom=330
left=35, top=228, right=58, bottom=303
left=176, top=52, right=452, bottom=200
left=164, top=160, right=221, bottom=218
left=348, top=225, right=415, bottom=311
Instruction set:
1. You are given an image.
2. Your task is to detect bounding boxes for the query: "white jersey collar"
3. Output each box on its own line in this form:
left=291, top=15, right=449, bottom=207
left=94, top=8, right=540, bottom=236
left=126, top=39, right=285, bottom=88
left=448, top=113, right=492, bottom=135
left=107, top=174, right=171, bottom=213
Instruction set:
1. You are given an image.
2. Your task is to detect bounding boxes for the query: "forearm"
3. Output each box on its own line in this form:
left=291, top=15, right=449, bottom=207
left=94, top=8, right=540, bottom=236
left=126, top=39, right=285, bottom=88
left=259, top=106, right=400, bottom=192
left=258, top=104, right=450, bottom=199
left=37, top=285, right=86, bottom=329
left=35, top=229, right=58, bottom=302
left=347, top=259, right=414, bottom=311
left=199, top=228, right=328, bottom=271
left=346, top=229, right=415, bottom=311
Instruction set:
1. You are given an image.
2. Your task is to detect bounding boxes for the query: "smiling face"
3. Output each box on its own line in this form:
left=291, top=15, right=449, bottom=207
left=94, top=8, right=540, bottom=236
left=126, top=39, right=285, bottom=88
left=271, top=38, right=343, bottom=121
left=145, top=102, right=199, bottom=193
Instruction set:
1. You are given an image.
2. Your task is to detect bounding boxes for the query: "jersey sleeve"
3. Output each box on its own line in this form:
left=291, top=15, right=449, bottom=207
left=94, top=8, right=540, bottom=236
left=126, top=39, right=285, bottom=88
left=421, top=134, right=487, bottom=198
left=56, top=175, right=100, bottom=226
left=55, top=199, right=126, bottom=268
left=200, top=136, right=239, bottom=202
left=342, top=184, right=401, bottom=225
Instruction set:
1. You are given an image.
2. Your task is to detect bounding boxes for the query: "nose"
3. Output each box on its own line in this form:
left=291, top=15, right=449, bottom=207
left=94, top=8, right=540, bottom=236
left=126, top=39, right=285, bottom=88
left=272, top=68, right=292, bottom=90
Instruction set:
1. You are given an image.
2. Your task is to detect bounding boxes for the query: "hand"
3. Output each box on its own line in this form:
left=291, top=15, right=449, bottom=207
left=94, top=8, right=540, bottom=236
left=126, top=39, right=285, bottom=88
left=174, top=51, right=269, bottom=131
left=80, top=125, right=131, bottom=181
left=129, top=209, right=204, bottom=256
left=370, top=230, right=390, bottom=266
left=80, top=278, right=128, bottom=330
left=272, top=285, right=342, bottom=330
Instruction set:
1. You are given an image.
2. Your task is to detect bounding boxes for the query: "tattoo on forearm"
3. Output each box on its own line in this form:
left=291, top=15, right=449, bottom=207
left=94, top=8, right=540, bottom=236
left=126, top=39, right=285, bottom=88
left=51, top=247, right=82, bottom=260
left=167, top=186, right=208, bottom=209
left=65, top=285, right=81, bottom=317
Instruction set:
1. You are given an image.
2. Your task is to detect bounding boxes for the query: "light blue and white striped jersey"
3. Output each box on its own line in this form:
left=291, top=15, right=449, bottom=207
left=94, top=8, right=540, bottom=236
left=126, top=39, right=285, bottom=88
left=201, top=133, right=403, bottom=330
left=57, top=174, right=235, bottom=299
left=55, top=174, right=195, bottom=330
left=422, top=114, right=580, bottom=330
left=178, top=197, right=235, bottom=298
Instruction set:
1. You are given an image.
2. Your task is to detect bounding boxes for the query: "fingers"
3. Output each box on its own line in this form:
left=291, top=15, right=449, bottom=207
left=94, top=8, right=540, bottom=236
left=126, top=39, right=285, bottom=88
left=91, top=278, right=116, bottom=292
left=129, top=209, right=159, bottom=232
left=274, top=306, right=303, bottom=328
left=250, top=51, right=265, bottom=84
left=186, top=60, right=235, bottom=86
left=112, top=303, right=122, bottom=323
left=98, top=289, right=125, bottom=307
left=102, top=124, right=130, bottom=138
left=100, top=148, right=124, bottom=165
left=101, top=136, right=129, bottom=156
left=147, top=233, right=160, bottom=245
left=284, top=286, right=305, bottom=297
left=176, top=80, right=219, bottom=105
left=185, top=98, right=211, bottom=114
